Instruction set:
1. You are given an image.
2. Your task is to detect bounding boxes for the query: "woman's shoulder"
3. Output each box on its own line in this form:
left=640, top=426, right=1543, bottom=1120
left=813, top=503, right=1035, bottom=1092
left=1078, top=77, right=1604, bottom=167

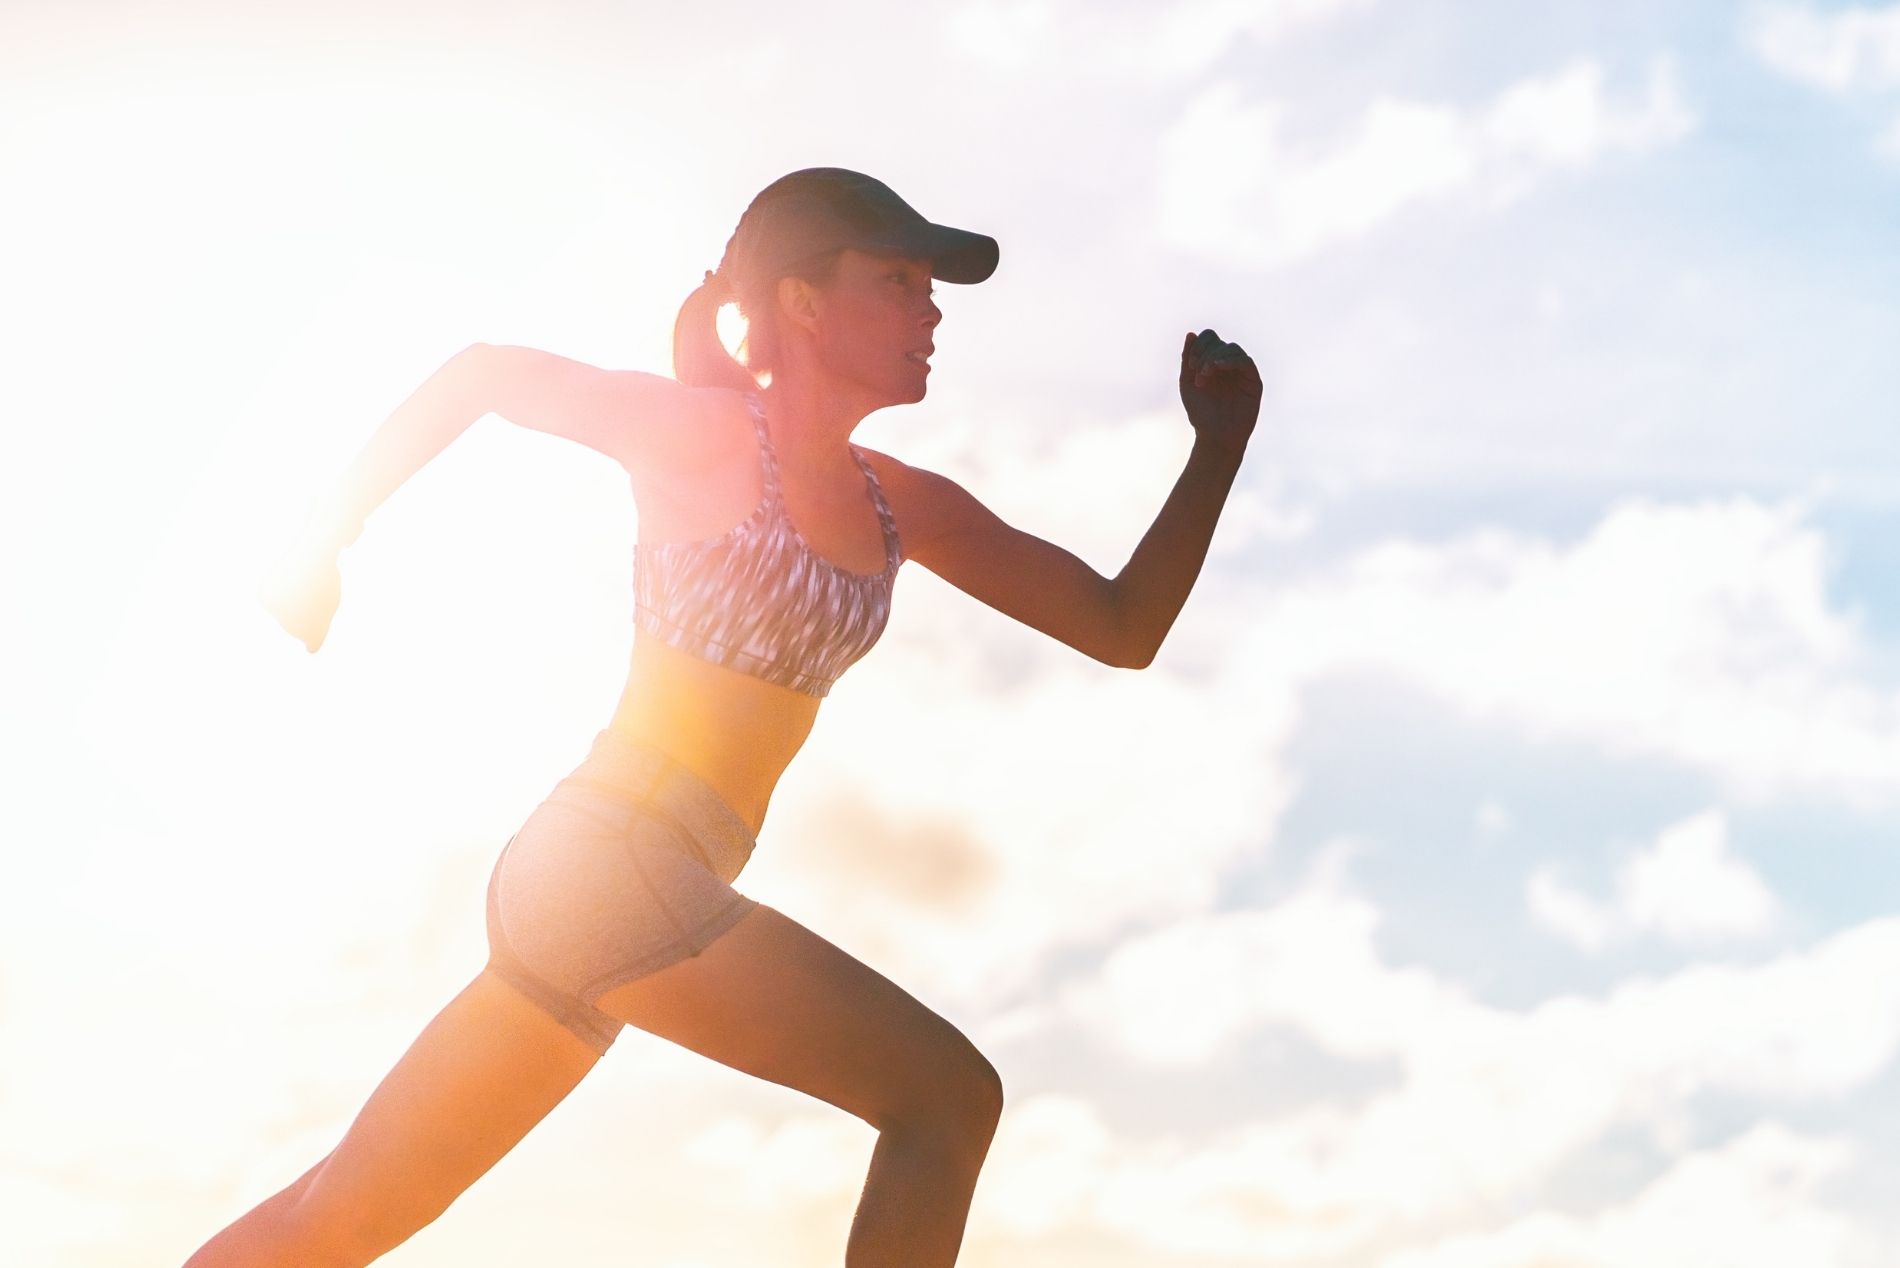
left=850, top=445, right=925, bottom=504
left=848, top=448, right=982, bottom=547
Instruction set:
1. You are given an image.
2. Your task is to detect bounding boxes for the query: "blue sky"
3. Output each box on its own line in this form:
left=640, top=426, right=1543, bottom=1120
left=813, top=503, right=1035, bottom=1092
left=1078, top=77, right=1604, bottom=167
left=5, top=2, right=1899, bottom=1265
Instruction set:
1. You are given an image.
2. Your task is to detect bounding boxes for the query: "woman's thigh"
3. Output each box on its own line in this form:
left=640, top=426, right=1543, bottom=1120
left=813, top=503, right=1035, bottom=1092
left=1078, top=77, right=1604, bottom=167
left=595, top=903, right=1001, bottom=1134
left=289, top=969, right=603, bottom=1253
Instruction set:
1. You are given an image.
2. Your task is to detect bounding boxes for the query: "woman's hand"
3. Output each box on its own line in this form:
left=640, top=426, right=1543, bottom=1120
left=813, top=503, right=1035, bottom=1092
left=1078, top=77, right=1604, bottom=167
left=1179, top=329, right=1262, bottom=453
left=259, top=539, right=343, bottom=653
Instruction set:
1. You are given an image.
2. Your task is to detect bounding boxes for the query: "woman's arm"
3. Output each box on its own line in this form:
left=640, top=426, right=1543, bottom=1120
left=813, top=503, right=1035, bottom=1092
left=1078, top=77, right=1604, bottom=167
left=316, top=344, right=711, bottom=551
left=888, top=329, right=1261, bottom=669
left=263, top=344, right=718, bottom=650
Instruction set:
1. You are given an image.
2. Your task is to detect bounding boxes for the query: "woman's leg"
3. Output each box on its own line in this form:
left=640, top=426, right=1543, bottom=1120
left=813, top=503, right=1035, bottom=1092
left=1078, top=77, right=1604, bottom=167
left=185, top=904, right=1001, bottom=1268
left=595, top=902, right=1004, bottom=1268
left=183, top=968, right=603, bottom=1268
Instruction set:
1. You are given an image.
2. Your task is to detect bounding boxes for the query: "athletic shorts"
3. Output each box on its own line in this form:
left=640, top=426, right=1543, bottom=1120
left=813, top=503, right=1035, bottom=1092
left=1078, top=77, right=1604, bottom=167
left=485, top=729, right=760, bottom=1054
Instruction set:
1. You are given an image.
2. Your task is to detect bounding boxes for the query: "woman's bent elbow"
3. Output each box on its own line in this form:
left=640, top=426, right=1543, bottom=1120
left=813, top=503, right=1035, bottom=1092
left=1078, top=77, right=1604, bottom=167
left=1096, top=639, right=1156, bottom=670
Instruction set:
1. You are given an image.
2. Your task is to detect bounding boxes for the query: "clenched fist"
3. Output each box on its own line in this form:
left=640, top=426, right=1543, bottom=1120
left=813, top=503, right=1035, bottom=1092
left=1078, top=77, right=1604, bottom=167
left=1179, top=328, right=1261, bottom=452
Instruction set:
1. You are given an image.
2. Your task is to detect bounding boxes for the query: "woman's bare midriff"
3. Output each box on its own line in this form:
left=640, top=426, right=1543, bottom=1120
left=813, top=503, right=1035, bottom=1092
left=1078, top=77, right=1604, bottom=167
left=604, top=638, right=824, bottom=836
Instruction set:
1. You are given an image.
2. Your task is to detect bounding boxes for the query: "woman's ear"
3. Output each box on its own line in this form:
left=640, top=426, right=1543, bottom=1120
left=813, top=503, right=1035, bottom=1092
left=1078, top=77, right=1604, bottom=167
left=776, top=274, right=821, bottom=335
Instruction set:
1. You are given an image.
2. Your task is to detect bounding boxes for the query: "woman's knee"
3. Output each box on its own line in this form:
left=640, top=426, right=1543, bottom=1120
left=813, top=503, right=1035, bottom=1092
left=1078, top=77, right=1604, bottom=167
left=962, top=1044, right=1006, bottom=1137
left=873, top=1032, right=1005, bottom=1146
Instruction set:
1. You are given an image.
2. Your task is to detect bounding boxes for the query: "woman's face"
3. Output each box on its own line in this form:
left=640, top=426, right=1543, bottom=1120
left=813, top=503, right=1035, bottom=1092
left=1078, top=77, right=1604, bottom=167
left=807, top=249, right=942, bottom=407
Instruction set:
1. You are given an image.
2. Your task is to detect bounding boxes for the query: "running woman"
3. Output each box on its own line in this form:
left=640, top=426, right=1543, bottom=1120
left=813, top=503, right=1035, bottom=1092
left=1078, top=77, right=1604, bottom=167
left=190, top=167, right=1260, bottom=1268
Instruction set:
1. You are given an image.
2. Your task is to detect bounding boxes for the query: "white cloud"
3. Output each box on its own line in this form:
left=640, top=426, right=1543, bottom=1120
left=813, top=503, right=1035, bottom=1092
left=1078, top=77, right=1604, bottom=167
left=1250, top=498, right=1900, bottom=806
left=763, top=646, right=1300, bottom=1005
left=1619, top=810, right=1779, bottom=942
left=682, top=1113, right=870, bottom=1212
left=1055, top=869, right=1900, bottom=1257
left=1160, top=87, right=1469, bottom=267
left=979, top=1092, right=1868, bottom=1265
left=757, top=492, right=1895, bottom=1018
left=1481, top=59, right=1696, bottom=200
left=1530, top=809, right=1780, bottom=952
left=1529, top=865, right=1621, bottom=953
left=1161, top=57, right=1694, bottom=266
left=1746, top=3, right=1900, bottom=93
left=976, top=1094, right=1116, bottom=1238
left=1071, top=866, right=1900, bottom=1088
left=1385, top=1123, right=1860, bottom=1268
left=1747, top=3, right=1900, bottom=161
left=1066, top=854, right=1471, bottom=1068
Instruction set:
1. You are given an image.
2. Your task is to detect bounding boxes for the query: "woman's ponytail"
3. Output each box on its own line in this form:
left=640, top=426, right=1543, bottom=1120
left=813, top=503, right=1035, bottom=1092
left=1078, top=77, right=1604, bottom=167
left=672, top=270, right=759, bottom=393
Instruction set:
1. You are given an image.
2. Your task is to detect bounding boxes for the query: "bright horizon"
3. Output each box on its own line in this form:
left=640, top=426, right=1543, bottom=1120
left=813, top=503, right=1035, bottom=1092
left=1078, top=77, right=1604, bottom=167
left=7, top=3, right=1900, bottom=1266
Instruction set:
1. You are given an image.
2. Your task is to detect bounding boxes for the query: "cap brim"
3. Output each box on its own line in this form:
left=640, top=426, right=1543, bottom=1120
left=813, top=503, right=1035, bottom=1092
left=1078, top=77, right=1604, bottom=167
left=869, top=221, right=999, bottom=285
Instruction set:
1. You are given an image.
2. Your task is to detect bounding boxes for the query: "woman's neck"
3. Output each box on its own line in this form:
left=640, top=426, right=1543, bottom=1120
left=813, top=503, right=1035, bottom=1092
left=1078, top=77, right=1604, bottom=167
left=759, top=373, right=875, bottom=477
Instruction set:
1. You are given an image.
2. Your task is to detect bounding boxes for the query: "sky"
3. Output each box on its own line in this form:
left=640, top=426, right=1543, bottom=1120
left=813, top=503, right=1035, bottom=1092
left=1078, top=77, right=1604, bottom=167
left=5, top=1, right=1900, bottom=1264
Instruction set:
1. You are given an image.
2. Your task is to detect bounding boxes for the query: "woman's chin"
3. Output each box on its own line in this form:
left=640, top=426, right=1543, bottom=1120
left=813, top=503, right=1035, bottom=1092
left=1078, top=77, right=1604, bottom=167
left=885, top=377, right=928, bottom=407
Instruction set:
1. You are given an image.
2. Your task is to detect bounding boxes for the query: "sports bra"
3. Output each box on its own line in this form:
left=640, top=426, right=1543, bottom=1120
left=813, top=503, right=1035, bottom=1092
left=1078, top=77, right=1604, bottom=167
left=632, top=393, right=903, bottom=697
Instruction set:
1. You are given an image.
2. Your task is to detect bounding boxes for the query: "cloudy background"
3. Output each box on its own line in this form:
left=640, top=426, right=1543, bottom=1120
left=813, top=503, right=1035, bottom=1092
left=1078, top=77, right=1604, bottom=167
left=6, top=1, right=1900, bottom=1264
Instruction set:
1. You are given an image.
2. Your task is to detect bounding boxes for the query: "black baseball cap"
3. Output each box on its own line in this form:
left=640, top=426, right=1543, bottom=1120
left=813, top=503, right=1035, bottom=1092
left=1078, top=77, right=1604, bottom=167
left=737, top=168, right=999, bottom=285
